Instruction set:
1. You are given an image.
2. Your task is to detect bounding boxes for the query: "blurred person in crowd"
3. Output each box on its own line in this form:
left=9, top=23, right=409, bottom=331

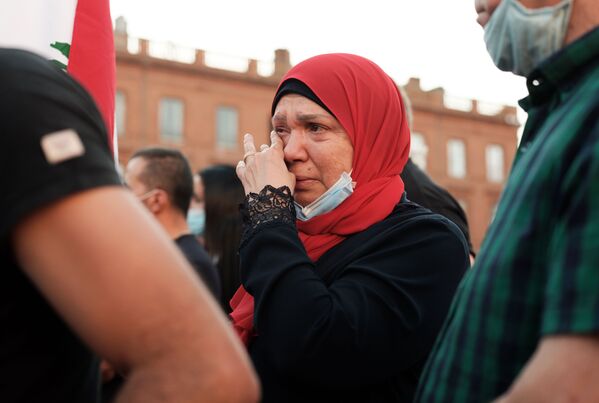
left=415, top=0, right=599, bottom=401
left=199, top=164, right=245, bottom=313
left=0, top=48, right=259, bottom=403
left=124, top=147, right=220, bottom=298
left=397, top=85, right=476, bottom=258
left=188, top=172, right=206, bottom=242
left=231, top=53, right=470, bottom=402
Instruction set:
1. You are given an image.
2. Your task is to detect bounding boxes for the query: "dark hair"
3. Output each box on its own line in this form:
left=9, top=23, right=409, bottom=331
left=271, top=78, right=334, bottom=117
left=131, top=147, right=193, bottom=215
left=200, top=164, right=245, bottom=312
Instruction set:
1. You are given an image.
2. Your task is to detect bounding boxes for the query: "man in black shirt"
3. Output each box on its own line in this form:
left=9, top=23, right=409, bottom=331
left=124, top=147, right=221, bottom=298
left=1, top=48, right=258, bottom=403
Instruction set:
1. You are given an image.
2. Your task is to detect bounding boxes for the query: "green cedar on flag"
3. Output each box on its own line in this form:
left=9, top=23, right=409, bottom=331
left=0, top=0, right=117, bottom=158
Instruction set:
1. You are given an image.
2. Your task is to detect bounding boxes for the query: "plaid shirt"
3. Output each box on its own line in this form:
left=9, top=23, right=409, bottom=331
left=415, top=26, right=599, bottom=403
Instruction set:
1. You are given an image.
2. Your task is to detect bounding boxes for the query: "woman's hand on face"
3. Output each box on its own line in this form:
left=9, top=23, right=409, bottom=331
left=236, top=131, right=296, bottom=195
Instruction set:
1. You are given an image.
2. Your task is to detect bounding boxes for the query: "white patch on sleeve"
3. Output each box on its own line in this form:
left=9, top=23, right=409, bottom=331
left=40, top=129, right=85, bottom=164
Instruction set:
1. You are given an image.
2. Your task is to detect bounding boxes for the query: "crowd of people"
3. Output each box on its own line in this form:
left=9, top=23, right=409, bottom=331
left=2, top=0, right=598, bottom=402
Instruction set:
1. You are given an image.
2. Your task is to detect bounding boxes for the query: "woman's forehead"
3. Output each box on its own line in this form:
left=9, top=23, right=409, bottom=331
left=273, top=94, right=332, bottom=117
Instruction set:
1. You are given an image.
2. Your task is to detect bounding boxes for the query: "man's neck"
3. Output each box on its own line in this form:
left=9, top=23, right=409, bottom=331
left=155, top=210, right=191, bottom=240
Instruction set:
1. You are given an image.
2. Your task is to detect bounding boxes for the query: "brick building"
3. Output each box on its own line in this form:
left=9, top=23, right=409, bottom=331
left=114, top=21, right=519, bottom=251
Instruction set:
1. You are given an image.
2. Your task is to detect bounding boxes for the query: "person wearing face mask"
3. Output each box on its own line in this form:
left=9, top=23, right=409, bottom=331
left=124, top=147, right=221, bottom=299
left=415, top=1, right=599, bottom=402
left=187, top=205, right=206, bottom=238
left=188, top=173, right=207, bottom=240
left=232, top=53, right=470, bottom=403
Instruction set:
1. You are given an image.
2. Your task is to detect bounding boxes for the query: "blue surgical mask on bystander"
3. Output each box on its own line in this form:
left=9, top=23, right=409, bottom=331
left=187, top=208, right=205, bottom=236
left=484, top=0, right=573, bottom=77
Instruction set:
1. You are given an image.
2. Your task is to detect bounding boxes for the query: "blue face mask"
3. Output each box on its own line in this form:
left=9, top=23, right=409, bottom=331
left=483, top=0, right=572, bottom=77
left=187, top=208, right=205, bottom=236
left=295, top=171, right=355, bottom=221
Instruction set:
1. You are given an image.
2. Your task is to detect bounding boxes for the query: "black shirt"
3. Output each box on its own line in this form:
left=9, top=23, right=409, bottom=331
left=240, top=190, right=469, bottom=403
left=401, top=158, right=475, bottom=256
left=175, top=234, right=221, bottom=300
left=0, top=49, right=121, bottom=403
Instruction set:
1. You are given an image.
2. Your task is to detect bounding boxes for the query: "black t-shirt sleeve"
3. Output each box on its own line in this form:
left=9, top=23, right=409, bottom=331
left=0, top=125, right=121, bottom=241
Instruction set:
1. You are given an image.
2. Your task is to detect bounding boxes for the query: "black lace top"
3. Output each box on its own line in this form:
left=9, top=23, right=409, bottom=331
left=240, top=185, right=296, bottom=246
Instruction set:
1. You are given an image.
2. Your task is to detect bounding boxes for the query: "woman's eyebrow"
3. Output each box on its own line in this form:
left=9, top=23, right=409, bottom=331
left=272, top=114, right=286, bottom=123
left=272, top=112, right=330, bottom=124
left=296, top=113, right=329, bottom=122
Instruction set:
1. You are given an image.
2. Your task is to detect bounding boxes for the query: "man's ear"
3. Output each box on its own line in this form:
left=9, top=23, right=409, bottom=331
left=148, top=189, right=169, bottom=214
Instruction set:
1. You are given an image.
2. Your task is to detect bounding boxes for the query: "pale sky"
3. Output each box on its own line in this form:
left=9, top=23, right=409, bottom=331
left=109, top=0, right=528, bottom=114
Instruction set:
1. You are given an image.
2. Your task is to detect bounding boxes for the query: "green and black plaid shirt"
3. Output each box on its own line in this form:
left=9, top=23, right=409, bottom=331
left=415, top=26, right=599, bottom=403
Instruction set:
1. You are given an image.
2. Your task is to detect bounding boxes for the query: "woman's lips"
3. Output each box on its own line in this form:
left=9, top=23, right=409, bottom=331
left=295, top=178, right=317, bottom=190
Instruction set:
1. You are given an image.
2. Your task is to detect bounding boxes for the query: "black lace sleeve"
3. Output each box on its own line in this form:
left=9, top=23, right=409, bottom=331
left=240, top=185, right=296, bottom=246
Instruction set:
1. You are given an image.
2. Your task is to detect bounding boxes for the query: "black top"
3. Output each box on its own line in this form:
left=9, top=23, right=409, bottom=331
left=175, top=234, right=221, bottom=300
left=0, top=49, right=121, bottom=403
left=401, top=158, right=475, bottom=256
left=239, top=186, right=469, bottom=403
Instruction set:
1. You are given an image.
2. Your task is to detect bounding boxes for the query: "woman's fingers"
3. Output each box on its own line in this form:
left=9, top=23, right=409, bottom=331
left=236, top=130, right=294, bottom=195
left=243, top=133, right=257, bottom=152
left=243, top=133, right=258, bottom=164
left=270, top=130, right=284, bottom=152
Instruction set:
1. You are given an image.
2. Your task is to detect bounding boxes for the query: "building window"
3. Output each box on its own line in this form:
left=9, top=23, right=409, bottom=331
left=159, top=98, right=184, bottom=141
left=486, top=144, right=505, bottom=183
left=447, top=139, right=466, bottom=179
left=216, top=106, right=239, bottom=149
left=115, top=90, right=126, bottom=136
left=410, top=132, right=429, bottom=171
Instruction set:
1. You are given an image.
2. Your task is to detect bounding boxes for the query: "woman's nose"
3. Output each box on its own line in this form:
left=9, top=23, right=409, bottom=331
left=283, top=131, right=309, bottom=163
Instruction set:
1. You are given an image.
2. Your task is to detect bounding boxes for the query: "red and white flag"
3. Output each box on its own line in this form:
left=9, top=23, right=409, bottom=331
left=0, top=0, right=117, bottom=157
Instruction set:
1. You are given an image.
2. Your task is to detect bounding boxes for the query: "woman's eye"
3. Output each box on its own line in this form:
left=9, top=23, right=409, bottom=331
left=308, top=123, right=324, bottom=133
left=275, top=127, right=289, bottom=136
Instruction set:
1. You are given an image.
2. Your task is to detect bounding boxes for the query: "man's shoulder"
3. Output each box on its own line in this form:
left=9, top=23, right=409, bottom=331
left=174, top=234, right=221, bottom=298
left=175, top=234, right=210, bottom=261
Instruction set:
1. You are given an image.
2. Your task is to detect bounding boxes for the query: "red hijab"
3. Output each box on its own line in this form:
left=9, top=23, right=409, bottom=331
left=230, top=53, right=411, bottom=345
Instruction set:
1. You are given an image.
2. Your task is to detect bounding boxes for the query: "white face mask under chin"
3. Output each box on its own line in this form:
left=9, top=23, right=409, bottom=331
left=295, top=171, right=355, bottom=221
left=483, top=0, right=572, bottom=77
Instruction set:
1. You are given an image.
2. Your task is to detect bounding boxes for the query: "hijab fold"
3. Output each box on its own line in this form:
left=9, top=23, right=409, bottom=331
left=230, top=53, right=411, bottom=345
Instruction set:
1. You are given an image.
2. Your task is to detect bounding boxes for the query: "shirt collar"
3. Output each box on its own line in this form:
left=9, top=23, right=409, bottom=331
left=519, top=26, right=599, bottom=111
